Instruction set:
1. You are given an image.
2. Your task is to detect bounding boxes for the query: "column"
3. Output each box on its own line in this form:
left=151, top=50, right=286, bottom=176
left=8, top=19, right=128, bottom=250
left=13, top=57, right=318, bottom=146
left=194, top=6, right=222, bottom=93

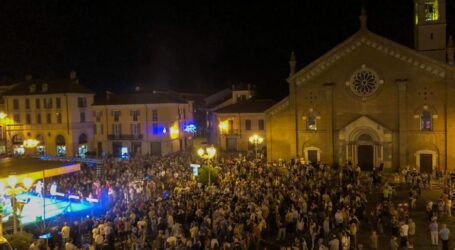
left=324, top=83, right=335, bottom=164
left=397, top=79, right=408, bottom=169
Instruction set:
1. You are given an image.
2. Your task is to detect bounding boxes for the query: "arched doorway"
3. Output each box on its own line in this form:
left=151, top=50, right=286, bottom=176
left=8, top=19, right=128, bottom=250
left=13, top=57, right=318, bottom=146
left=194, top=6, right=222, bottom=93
left=78, top=133, right=88, bottom=158
left=12, top=134, right=24, bottom=155
left=36, top=134, right=45, bottom=154
left=56, top=135, right=66, bottom=156
left=356, top=133, right=374, bottom=171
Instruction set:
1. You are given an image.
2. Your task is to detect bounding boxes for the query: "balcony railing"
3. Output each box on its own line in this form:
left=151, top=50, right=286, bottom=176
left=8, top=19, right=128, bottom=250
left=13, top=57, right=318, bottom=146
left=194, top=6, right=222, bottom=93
left=107, top=134, right=143, bottom=140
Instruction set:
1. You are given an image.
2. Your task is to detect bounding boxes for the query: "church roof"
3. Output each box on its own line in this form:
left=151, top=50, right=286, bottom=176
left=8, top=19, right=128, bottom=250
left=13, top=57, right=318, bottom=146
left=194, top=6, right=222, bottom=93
left=289, top=29, right=455, bottom=88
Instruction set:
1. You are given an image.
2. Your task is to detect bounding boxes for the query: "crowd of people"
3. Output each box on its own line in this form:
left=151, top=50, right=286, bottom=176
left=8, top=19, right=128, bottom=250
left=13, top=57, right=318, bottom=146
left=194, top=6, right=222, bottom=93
left=22, top=153, right=455, bottom=250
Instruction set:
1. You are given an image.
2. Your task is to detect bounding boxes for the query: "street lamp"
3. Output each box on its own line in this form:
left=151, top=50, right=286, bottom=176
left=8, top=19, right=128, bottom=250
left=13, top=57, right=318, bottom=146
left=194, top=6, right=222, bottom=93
left=4, top=175, right=33, bottom=234
left=196, top=146, right=217, bottom=185
left=249, top=134, right=264, bottom=159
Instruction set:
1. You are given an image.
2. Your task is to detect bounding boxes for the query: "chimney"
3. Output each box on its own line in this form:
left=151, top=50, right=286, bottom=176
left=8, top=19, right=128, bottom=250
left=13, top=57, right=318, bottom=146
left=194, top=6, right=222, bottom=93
left=448, top=36, right=454, bottom=66
left=106, top=91, right=113, bottom=100
left=25, top=74, right=32, bottom=81
left=69, top=71, right=77, bottom=80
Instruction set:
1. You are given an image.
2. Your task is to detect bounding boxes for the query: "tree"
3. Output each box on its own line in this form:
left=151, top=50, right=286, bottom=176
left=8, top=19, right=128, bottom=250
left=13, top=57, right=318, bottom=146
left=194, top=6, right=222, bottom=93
left=198, top=165, right=219, bottom=185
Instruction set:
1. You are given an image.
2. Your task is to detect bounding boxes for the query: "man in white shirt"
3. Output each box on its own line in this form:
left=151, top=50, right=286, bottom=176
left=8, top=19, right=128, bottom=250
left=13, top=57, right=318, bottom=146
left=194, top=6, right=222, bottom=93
left=399, top=221, right=409, bottom=248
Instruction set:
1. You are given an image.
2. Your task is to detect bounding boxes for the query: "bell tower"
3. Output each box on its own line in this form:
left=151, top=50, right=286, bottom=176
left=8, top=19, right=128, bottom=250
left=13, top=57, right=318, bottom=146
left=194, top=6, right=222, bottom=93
left=414, top=0, right=447, bottom=62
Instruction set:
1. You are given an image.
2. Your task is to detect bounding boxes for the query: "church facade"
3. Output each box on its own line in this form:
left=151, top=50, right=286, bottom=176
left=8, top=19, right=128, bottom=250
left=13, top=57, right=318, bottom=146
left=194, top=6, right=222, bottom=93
left=266, top=0, right=455, bottom=172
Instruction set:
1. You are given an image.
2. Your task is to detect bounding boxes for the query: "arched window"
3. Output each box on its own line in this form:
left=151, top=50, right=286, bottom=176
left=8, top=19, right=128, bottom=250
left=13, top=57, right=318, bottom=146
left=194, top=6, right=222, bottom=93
left=56, top=135, right=65, bottom=146
left=79, top=133, right=88, bottom=144
left=421, top=111, right=432, bottom=131
left=307, top=113, right=317, bottom=130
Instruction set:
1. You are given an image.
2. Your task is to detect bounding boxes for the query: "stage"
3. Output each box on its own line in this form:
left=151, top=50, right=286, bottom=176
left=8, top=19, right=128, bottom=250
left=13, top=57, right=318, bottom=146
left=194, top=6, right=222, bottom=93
left=3, top=193, right=95, bottom=225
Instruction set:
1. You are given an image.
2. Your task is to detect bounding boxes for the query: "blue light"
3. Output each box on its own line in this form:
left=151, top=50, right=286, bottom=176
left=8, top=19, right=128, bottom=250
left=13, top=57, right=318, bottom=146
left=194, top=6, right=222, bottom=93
left=184, top=124, right=197, bottom=134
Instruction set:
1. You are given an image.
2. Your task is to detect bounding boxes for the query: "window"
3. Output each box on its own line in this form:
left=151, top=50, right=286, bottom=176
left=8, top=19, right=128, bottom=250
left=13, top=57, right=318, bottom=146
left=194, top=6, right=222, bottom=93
left=35, top=98, right=41, bottom=109
left=77, top=97, right=87, bottom=108
left=112, top=111, right=121, bottom=122
left=56, top=97, right=61, bottom=109
left=131, top=123, right=141, bottom=135
left=25, top=99, right=30, bottom=109
left=80, top=112, right=86, bottom=123
left=100, top=124, right=104, bottom=134
left=131, top=110, right=140, bottom=122
left=112, top=124, right=122, bottom=135
left=13, top=114, right=20, bottom=123
left=29, top=84, right=36, bottom=93
left=46, top=113, right=51, bottom=124
left=42, top=83, right=48, bottom=92
left=13, top=99, right=19, bottom=110
left=56, top=113, right=62, bottom=124
left=94, top=124, right=97, bottom=135
left=245, top=119, right=251, bottom=130
left=26, top=114, right=31, bottom=124
left=177, top=108, right=181, bottom=120
left=258, top=119, right=265, bottom=130
left=421, top=111, right=432, bottom=131
left=44, top=98, right=52, bottom=109
left=152, top=110, right=158, bottom=121
left=95, top=111, right=102, bottom=122
left=425, top=0, right=439, bottom=21
left=307, top=113, right=317, bottom=130
left=36, top=113, right=41, bottom=124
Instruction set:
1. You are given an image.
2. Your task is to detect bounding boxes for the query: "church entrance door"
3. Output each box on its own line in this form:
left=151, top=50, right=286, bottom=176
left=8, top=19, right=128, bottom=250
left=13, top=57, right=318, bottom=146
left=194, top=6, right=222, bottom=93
left=357, top=145, right=374, bottom=171
left=420, top=153, right=433, bottom=174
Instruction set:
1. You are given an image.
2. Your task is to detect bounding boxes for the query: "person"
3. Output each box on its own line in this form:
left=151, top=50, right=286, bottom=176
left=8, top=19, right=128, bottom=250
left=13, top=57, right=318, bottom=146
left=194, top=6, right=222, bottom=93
left=61, top=222, right=70, bottom=244
left=439, top=224, right=450, bottom=250
left=408, top=218, right=415, bottom=241
left=429, top=218, right=439, bottom=246
left=50, top=181, right=57, bottom=199
left=399, top=220, right=409, bottom=248
left=328, top=235, right=339, bottom=250
left=35, top=180, right=43, bottom=197
left=390, top=236, right=399, bottom=250
left=369, top=230, right=378, bottom=249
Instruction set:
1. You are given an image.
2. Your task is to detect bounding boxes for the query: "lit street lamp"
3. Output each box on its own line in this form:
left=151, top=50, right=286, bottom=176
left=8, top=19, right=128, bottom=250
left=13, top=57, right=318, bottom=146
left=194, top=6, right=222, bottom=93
left=196, top=146, right=217, bottom=185
left=249, top=134, right=264, bottom=159
left=2, top=175, right=34, bottom=234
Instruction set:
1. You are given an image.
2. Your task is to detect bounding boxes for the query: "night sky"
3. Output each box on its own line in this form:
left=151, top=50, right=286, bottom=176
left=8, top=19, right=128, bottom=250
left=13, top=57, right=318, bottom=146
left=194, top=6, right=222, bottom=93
left=0, top=1, right=454, bottom=100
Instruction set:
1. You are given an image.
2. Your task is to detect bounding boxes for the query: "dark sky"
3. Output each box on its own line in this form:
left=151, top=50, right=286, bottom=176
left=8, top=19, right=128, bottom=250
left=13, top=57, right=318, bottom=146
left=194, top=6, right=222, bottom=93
left=0, top=1, right=454, bottom=100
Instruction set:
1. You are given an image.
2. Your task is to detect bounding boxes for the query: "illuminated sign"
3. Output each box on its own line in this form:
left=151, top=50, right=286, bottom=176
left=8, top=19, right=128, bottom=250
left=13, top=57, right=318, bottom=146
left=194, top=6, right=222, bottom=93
left=184, top=124, right=197, bottom=134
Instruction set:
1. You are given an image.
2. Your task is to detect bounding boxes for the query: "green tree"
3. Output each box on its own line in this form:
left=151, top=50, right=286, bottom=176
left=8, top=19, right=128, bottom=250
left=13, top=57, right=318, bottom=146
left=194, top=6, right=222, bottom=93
left=198, top=165, right=219, bottom=185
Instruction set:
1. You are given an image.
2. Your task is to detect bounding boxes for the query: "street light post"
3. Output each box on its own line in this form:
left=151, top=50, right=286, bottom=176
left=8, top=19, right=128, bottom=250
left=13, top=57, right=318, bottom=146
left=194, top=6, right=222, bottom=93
left=5, top=175, right=33, bottom=234
left=249, top=134, right=264, bottom=159
left=197, top=146, right=217, bottom=186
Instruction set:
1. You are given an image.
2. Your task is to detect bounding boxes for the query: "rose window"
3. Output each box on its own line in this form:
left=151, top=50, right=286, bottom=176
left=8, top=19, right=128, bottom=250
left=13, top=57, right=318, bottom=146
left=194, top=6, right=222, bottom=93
left=348, top=67, right=382, bottom=98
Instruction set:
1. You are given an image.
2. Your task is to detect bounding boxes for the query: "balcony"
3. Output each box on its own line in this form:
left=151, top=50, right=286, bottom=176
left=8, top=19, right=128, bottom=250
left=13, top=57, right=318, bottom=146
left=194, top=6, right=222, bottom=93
left=107, top=134, right=143, bottom=140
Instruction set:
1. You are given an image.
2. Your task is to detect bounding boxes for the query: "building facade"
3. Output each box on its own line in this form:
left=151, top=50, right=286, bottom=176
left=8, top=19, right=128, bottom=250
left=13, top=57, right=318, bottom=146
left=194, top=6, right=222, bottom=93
left=266, top=1, right=455, bottom=172
left=92, top=90, right=194, bottom=157
left=214, top=99, right=274, bottom=152
left=2, top=72, right=95, bottom=157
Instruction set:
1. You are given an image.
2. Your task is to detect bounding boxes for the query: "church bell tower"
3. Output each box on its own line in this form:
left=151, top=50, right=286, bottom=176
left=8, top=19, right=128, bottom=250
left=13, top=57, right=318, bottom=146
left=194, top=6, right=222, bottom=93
left=414, top=0, right=447, bottom=62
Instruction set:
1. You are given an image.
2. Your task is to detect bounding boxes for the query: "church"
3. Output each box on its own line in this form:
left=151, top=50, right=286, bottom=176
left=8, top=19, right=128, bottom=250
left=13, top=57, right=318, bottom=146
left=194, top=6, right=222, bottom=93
left=265, top=0, right=455, bottom=172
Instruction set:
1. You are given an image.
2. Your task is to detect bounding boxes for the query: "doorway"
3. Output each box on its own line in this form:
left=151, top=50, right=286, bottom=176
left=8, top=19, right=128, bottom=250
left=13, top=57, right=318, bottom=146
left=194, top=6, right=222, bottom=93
left=357, top=145, right=374, bottom=171
left=308, top=150, right=318, bottom=164
left=420, top=153, right=433, bottom=173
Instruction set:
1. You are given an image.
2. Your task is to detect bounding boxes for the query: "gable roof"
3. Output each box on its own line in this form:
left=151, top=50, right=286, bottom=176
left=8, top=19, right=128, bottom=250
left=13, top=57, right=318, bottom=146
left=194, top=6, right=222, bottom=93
left=214, top=99, right=276, bottom=114
left=2, top=79, right=94, bottom=96
left=289, top=30, right=455, bottom=87
left=93, top=91, right=188, bottom=106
